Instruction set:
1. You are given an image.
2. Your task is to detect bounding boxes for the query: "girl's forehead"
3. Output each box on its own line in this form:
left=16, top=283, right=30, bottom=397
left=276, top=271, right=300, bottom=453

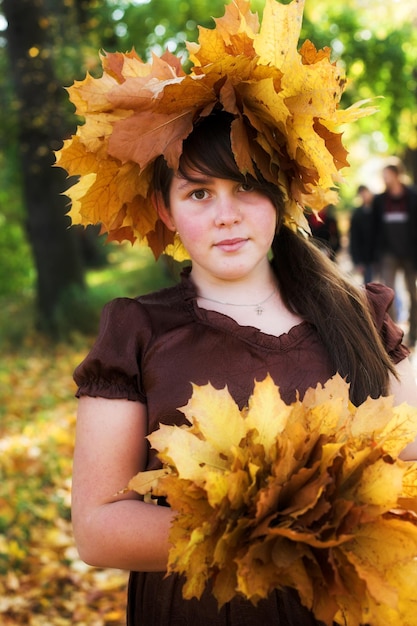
left=176, top=164, right=205, bottom=178
left=171, top=174, right=200, bottom=190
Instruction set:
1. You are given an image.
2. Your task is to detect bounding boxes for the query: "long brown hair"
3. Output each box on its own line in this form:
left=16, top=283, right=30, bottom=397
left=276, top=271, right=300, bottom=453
left=152, top=111, right=397, bottom=405
left=271, top=227, right=396, bottom=404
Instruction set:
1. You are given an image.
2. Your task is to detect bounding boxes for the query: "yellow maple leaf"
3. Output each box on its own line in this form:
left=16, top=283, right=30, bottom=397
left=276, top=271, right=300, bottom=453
left=241, top=374, right=292, bottom=454
left=341, top=517, right=417, bottom=625
left=149, top=423, right=229, bottom=484
left=353, top=461, right=405, bottom=508
left=66, top=71, right=118, bottom=116
left=179, top=383, right=247, bottom=459
left=189, top=0, right=258, bottom=66
left=128, top=468, right=169, bottom=498
left=254, top=0, right=304, bottom=69
left=54, top=135, right=99, bottom=177
left=401, top=462, right=417, bottom=499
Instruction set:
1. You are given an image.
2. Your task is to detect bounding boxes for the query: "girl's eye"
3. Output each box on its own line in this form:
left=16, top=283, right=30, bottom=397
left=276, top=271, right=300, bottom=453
left=239, top=182, right=255, bottom=192
left=190, top=189, right=209, bottom=200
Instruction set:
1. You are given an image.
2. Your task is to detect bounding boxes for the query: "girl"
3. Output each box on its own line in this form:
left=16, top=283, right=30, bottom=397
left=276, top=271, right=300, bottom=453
left=61, top=1, right=417, bottom=622
left=71, top=111, right=417, bottom=626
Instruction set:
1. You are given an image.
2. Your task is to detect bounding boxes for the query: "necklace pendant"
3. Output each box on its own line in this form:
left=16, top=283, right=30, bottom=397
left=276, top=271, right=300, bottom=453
left=255, top=304, right=264, bottom=315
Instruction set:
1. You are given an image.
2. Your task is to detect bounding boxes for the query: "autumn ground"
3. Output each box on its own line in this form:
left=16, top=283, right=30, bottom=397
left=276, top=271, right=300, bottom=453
left=1, top=244, right=416, bottom=625
left=0, top=339, right=129, bottom=625
left=0, top=246, right=176, bottom=625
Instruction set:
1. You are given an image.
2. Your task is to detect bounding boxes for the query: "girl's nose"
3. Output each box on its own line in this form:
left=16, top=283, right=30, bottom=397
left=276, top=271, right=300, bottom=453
left=214, top=195, right=242, bottom=226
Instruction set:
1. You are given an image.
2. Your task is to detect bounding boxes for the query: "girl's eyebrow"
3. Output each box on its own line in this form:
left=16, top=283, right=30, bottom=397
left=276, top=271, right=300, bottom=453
left=176, top=174, right=211, bottom=189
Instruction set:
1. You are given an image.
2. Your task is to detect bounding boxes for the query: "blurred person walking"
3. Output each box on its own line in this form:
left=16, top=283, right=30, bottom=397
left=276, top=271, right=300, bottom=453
left=373, top=163, right=417, bottom=347
left=349, top=185, right=377, bottom=283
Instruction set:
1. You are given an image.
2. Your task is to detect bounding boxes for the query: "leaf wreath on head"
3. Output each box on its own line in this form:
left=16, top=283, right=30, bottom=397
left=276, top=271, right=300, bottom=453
left=55, top=0, right=376, bottom=261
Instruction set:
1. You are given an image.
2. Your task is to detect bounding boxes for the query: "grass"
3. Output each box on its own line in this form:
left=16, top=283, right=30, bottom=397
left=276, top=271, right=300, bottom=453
left=0, top=244, right=183, bottom=351
left=85, top=243, right=180, bottom=300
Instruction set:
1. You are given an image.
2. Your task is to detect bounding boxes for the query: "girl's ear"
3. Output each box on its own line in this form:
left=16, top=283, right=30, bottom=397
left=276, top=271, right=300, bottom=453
left=152, top=192, right=176, bottom=232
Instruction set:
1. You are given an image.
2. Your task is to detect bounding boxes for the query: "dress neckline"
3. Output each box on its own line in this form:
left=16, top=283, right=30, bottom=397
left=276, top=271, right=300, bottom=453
left=178, top=266, right=313, bottom=350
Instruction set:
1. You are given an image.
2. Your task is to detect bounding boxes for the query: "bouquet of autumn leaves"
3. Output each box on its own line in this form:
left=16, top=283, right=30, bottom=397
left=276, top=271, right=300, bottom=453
left=129, top=374, right=417, bottom=626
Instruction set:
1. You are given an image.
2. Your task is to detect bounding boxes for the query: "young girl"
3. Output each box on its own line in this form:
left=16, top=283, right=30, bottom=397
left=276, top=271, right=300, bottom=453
left=71, top=110, right=417, bottom=625
left=64, top=2, right=417, bottom=624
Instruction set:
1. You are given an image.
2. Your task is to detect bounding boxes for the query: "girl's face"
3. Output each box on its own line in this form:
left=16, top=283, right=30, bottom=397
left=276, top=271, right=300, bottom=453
left=158, top=171, right=278, bottom=284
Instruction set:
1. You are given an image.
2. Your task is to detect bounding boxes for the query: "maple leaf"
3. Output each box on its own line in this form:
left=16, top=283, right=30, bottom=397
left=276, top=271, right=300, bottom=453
left=56, top=0, right=377, bottom=259
left=129, top=374, right=417, bottom=626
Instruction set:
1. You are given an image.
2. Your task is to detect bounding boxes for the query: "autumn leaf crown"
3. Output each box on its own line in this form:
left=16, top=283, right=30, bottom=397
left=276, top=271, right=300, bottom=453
left=55, top=0, right=375, bottom=260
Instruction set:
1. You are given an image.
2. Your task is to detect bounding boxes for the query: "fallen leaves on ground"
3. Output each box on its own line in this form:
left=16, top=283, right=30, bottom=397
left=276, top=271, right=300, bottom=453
left=0, top=340, right=128, bottom=625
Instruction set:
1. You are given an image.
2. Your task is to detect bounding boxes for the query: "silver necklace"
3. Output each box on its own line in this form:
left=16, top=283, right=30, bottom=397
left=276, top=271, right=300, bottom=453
left=198, top=288, right=276, bottom=316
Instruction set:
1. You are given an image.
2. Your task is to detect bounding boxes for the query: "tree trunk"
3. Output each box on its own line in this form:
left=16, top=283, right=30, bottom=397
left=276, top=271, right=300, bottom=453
left=404, top=148, right=417, bottom=186
left=3, top=0, right=85, bottom=335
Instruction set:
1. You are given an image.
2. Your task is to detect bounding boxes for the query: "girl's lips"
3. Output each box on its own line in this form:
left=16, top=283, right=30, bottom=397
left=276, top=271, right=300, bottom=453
left=214, top=238, right=248, bottom=252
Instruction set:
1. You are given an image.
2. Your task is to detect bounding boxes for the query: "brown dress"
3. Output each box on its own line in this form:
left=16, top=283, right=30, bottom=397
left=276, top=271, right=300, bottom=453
left=74, top=268, right=408, bottom=626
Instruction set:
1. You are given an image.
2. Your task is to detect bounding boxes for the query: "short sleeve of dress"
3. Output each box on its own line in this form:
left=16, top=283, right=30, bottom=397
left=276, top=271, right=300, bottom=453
left=365, top=282, right=409, bottom=364
left=73, top=298, right=149, bottom=403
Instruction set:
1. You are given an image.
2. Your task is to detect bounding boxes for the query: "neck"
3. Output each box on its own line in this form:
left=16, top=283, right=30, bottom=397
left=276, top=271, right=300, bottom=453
left=198, top=287, right=277, bottom=315
left=189, top=264, right=277, bottom=306
left=388, top=181, right=404, bottom=196
left=189, top=270, right=304, bottom=336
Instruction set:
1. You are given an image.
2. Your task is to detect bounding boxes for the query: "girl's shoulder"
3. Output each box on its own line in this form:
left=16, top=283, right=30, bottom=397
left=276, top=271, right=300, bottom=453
left=73, top=281, right=192, bottom=402
left=92, top=276, right=195, bottom=344
left=136, top=281, right=188, bottom=309
left=364, top=282, right=409, bottom=363
left=364, top=282, right=394, bottom=326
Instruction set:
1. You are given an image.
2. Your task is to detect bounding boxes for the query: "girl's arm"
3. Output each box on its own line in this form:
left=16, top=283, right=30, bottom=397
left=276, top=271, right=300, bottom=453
left=389, top=357, right=417, bottom=460
left=71, top=396, right=174, bottom=571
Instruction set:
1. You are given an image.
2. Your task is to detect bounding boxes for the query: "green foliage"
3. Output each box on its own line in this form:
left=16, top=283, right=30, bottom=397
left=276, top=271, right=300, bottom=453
left=0, top=148, right=34, bottom=297
left=302, top=2, right=417, bottom=154
left=0, top=47, right=35, bottom=297
left=0, top=243, right=178, bottom=350
left=84, top=0, right=227, bottom=62
left=0, top=220, right=34, bottom=297
left=44, top=245, right=178, bottom=339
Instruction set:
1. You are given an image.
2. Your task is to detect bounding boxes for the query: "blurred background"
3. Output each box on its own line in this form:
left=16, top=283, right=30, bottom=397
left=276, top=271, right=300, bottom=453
left=0, top=0, right=416, bottom=624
